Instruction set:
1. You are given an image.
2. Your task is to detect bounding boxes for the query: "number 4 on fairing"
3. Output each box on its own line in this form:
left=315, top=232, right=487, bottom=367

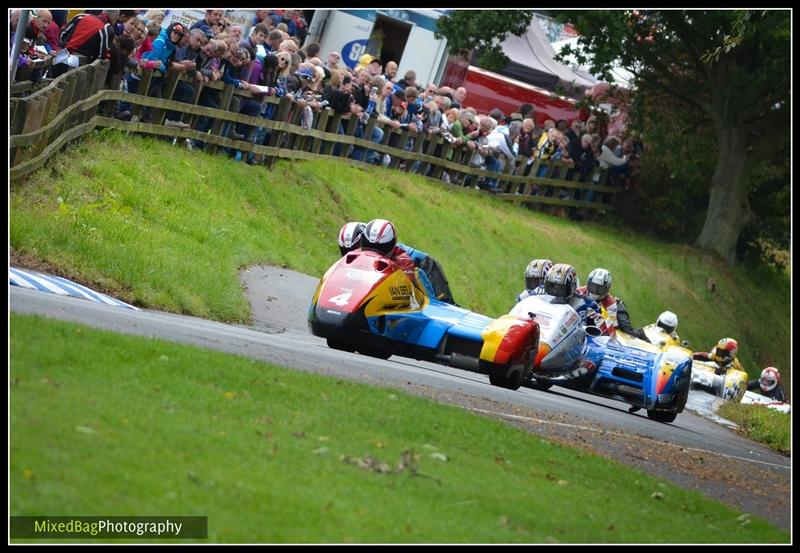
left=329, top=291, right=353, bottom=306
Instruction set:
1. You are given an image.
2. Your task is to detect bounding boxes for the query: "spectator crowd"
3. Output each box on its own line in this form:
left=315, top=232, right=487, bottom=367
left=10, top=9, right=640, bottom=216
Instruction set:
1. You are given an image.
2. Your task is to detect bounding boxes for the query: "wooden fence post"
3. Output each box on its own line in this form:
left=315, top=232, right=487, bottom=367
left=207, top=83, right=235, bottom=155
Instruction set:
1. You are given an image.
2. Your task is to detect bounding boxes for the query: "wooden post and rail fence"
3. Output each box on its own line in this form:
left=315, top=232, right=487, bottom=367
left=9, top=59, right=620, bottom=214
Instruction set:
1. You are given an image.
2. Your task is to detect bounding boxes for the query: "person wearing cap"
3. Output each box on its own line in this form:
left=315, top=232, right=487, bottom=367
left=286, top=64, right=322, bottom=129
left=367, top=57, right=383, bottom=77
left=389, top=93, right=416, bottom=133
left=140, top=21, right=186, bottom=73
left=115, top=21, right=186, bottom=122
left=288, top=64, right=316, bottom=95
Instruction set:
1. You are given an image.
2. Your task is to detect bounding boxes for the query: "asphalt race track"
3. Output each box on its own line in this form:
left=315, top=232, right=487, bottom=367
left=10, top=267, right=791, bottom=532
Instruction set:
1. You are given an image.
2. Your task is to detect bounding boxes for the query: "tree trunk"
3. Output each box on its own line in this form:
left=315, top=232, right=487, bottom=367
left=695, top=124, right=752, bottom=264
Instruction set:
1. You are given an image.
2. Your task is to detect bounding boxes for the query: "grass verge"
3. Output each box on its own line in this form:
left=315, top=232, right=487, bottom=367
left=10, top=314, right=788, bottom=543
left=717, top=402, right=790, bottom=455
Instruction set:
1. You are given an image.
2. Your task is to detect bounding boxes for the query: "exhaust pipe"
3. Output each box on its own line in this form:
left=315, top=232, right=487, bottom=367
left=435, top=353, right=480, bottom=372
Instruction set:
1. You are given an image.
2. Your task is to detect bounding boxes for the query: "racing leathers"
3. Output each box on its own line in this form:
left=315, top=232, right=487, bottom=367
left=387, top=245, right=416, bottom=280
left=576, top=285, right=618, bottom=335
left=692, top=350, right=745, bottom=375
left=615, top=299, right=651, bottom=343
left=396, top=243, right=457, bottom=305
left=639, top=323, right=679, bottom=348
left=545, top=292, right=607, bottom=332
left=515, top=285, right=546, bottom=304
left=746, top=380, right=787, bottom=402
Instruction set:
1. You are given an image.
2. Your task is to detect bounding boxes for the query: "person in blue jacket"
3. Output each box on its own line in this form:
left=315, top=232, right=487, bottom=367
left=116, top=21, right=186, bottom=120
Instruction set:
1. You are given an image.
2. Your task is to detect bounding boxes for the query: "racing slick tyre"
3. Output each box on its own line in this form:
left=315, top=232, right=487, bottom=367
left=326, top=338, right=356, bottom=353
left=524, top=377, right=553, bottom=391
left=487, top=363, right=526, bottom=391
left=357, top=347, right=392, bottom=360
left=646, top=409, right=678, bottom=423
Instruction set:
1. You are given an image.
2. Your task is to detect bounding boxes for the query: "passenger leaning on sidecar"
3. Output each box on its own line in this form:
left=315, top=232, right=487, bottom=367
left=747, top=367, right=787, bottom=402
left=543, top=263, right=607, bottom=332
left=515, top=258, right=553, bottom=304
left=576, top=267, right=650, bottom=341
left=693, top=338, right=745, bottom=374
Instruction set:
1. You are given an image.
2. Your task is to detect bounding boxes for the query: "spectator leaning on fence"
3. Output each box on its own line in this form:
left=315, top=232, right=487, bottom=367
left=597, top=136, right=629, bottom=186
left=162, top=28, right=210, bottom=128
left=52, top=10, right=119, bottom=78
left=115, top=22, right=185, bottom=122
left=24, top=8, right=53, bottom=52
left=241, top=53, right=286, bottom=164
left=189, top=38, right=228, bottom=150
left=121, top=16, right=146, bottom=49
left=135, top=19, right=161, bottom=61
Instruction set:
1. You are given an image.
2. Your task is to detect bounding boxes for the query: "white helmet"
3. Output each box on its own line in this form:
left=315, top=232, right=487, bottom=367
left=338, top=221, right=365, bottom=256
left=524, top=259, right=553, bottom=291
left=362, top=218, right=397, bottom=256
left=586, top=268, right=612, bottom=301
left=759, top=367, right=780, bottom=392
left=656, top=311, right=678, bottom=334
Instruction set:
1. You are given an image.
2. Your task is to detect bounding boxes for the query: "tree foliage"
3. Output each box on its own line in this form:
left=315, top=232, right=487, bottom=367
left=435, top=10, right=537, bottom=71
left=436, top=10, right=789, bottom=264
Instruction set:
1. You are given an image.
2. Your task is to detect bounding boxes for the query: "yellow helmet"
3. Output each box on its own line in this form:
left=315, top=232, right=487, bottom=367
left=711, top=337, right=738, bottom=364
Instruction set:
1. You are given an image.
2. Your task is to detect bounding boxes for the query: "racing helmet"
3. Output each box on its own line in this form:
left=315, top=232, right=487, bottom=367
left=759, top=367, right=780, bottom=392
left=524, top=259, right=553, bottom=291
left=656, top=311, right=678, bottom=334
left=543, top=263, right=577, bottom=300
left=362, top=218, right=397, bottom=256
left=586, top=268, right=612, bottom=301
left=711, top=337, right=738, bottom=364
left=338, top=221, right=365, bottom=256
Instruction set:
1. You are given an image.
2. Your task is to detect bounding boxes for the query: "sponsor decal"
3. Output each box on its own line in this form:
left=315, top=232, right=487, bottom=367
left=346, top=269, right=383, bottom=284
left=389, top=284, right=412, bottom=301
left=325, top=310, right=343, bottom=316
left=565, top=312, right=579, bottom=327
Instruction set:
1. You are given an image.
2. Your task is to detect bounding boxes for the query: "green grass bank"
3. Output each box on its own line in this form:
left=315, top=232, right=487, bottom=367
left=10, top=131, right=790, bottom=391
